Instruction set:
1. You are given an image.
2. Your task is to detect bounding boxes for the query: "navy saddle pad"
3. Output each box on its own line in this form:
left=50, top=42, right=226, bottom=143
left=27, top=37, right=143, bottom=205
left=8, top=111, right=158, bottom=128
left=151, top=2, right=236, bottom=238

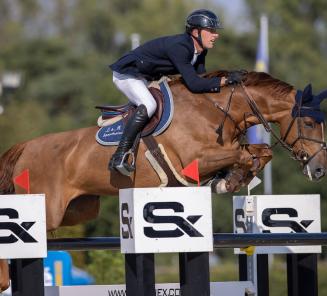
left=96, top=80, right=174, bottom=145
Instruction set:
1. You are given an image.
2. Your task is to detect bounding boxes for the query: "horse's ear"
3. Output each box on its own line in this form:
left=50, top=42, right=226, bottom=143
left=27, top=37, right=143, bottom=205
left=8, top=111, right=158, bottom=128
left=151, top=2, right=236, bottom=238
left=316, top=89, right=327, bottom=103
left=302, top=84, right=313, bottom=103
left=303, top=84, right=312, bottom=96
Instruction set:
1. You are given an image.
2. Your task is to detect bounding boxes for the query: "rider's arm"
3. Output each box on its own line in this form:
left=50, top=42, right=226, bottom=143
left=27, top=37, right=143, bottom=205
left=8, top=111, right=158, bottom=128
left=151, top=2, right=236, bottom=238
left=195, top=51, right=227, bottom=87
left=167, top=44, right=221, bottom=93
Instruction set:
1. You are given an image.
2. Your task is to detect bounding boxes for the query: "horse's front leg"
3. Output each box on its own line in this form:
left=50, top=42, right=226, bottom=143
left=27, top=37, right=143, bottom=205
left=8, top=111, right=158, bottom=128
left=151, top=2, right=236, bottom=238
left=210, top=144, right=272, bottom=193
left=198, top=148, right=243, bottom=178
left=219, top=144, right=272, bottom=192
left=241, top=144, right=272, bottom=169
left=239, top=143, right=273, bottom=183
left=194, top=147, right=244, bottom=193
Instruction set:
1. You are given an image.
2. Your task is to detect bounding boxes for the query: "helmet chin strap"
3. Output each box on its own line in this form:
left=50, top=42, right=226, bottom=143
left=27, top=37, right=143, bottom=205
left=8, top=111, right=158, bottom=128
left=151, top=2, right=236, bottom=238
left=191, top=28, right=205, bottom=50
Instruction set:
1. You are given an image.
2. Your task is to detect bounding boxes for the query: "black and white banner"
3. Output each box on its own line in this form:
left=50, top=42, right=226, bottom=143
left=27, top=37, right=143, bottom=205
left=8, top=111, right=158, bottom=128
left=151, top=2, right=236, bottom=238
left=233, top=194, right=321, bottom=254
left=0, top=194, right=47, bottom=259
left=119, top=187, right=213, bottom=253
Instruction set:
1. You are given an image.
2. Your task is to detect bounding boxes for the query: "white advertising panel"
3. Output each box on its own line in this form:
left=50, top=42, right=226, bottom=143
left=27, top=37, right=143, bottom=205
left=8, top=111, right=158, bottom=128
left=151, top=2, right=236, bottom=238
left=119, top=187, right=213, bottom=253
left=233, top=195, right=321, bottom=254
left=0, top=194, right=47, bottom=259
left=45, top=281, right=254, bottom=296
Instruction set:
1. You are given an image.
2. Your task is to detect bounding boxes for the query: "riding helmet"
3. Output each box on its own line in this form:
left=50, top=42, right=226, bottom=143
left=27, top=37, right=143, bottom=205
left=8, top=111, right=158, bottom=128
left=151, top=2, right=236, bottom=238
left=186, top=9, right=223, bottom=32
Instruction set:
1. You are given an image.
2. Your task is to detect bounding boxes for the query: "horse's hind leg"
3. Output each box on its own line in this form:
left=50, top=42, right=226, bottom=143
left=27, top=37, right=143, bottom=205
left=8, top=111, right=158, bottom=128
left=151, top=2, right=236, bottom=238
left=0, top=260, right=10, bottom=293
left=60, top=194, right=100, bottom=226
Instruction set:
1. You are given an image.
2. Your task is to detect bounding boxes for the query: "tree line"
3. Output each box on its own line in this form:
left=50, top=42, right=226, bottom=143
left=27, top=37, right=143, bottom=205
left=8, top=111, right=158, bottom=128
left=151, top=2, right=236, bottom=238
left=0, top=0, right=326, bottom=282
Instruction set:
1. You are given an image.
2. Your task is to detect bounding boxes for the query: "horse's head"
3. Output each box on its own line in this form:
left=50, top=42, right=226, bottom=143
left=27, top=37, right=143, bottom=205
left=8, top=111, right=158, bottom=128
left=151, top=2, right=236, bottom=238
left=231, top=72, right=326, bottom=181
left=282, top=84, right=327, bottom=181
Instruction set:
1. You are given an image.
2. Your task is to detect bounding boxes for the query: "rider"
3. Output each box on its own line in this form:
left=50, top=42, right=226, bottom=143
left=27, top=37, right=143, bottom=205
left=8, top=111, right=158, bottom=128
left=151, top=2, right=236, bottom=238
left=109, top=9, right=240, bottom=176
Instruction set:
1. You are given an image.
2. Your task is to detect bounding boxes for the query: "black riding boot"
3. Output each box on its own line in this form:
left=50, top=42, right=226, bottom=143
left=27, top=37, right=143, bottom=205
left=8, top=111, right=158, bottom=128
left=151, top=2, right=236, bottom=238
left=109, top=104, right=149, bottom=176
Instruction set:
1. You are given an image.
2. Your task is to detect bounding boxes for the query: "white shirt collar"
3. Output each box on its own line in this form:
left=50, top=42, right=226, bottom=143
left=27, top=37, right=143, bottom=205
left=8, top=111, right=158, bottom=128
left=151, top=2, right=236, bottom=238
left=191, top=46, right=200, bottom=65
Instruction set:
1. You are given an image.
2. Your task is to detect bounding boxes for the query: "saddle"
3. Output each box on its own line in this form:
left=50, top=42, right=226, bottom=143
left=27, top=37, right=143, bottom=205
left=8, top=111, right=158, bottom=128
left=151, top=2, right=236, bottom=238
left=96, top=87, right=164, bottom=137
left=96, top=81, right=182, bottom=186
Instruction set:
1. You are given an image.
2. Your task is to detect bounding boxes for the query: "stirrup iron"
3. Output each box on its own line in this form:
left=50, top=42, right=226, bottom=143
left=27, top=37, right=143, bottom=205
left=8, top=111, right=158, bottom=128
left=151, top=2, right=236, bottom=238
left=115, top=149, right=135, bottom=176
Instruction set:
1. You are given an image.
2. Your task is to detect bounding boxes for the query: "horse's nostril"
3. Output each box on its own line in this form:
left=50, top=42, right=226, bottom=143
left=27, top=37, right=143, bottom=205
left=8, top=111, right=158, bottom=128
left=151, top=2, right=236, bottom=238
left=314, top=167, right=325, bottom=179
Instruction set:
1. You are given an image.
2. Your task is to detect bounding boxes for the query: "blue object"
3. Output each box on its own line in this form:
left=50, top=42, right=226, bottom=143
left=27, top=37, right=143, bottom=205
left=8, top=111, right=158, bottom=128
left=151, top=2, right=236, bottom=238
left=248, top=15, right=269, bottom=144
left=71, top=266, right=94, bottom=285
left=44, top=251, right=94, bottom=286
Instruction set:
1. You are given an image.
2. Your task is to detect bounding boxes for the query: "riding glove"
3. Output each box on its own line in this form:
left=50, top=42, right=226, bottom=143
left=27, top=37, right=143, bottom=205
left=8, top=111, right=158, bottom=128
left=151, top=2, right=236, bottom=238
left=226, top=71, right=243, bottom=85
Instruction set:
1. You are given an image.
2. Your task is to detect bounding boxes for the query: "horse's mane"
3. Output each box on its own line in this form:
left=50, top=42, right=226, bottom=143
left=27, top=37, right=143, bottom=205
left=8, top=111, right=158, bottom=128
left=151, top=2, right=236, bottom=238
left=169, top=70, right=293, bottom=96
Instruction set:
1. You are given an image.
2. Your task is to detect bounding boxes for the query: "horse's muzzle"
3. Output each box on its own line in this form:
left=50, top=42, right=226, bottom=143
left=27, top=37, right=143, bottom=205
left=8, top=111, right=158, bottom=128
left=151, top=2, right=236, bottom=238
left=303, top=165, right=326, bottom=181
left=313, top=167, right=325, bottom=180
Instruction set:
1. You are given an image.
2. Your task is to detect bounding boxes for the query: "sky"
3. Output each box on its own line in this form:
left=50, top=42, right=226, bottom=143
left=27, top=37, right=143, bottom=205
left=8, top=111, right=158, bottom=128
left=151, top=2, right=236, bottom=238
left=218, top=0, right=247, bottom=18
left=213, top=0, right=253, bottom=32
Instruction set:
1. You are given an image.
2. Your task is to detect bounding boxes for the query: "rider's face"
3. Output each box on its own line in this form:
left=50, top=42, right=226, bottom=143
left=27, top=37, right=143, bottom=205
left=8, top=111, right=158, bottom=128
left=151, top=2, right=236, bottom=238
left=192, top=28, right=219, bottom=51
left=201, top=28, right=219, bottom=49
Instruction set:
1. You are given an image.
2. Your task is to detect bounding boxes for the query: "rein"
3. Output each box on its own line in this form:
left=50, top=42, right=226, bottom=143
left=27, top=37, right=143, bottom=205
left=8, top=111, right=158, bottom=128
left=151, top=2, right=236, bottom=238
left=214, top=86, right=243, bottom=142
left=239, top=82, right=293, bottom=153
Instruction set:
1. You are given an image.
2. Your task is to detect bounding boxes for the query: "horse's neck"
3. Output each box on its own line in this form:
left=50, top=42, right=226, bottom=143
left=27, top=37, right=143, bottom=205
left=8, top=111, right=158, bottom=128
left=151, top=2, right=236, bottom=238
left=232, top=86, right=296, bottom=127
left=170, top=83, right=296, bottom=140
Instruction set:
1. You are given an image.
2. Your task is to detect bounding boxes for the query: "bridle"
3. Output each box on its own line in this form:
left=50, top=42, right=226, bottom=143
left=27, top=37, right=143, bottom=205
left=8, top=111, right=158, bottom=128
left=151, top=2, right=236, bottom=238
left=280, top=100, right=326, bottom=166
left=210, top=81, right=327, bottom=168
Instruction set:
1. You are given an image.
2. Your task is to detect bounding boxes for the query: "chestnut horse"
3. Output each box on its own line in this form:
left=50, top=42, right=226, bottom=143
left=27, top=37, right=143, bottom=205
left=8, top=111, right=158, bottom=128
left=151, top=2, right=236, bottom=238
left=0, top=71, right=326, bottom=292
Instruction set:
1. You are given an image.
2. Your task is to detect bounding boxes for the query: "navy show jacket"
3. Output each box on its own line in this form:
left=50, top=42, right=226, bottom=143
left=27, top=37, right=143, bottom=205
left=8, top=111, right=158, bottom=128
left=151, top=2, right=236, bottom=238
left=109, top=33, right=221, bottom=93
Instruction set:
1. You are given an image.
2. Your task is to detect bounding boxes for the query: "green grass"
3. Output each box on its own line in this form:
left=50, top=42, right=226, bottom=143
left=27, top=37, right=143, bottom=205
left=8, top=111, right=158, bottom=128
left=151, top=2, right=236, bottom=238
left=154, top=254, right=327, bottom=296
left=79, top=250, right=327, bottom=295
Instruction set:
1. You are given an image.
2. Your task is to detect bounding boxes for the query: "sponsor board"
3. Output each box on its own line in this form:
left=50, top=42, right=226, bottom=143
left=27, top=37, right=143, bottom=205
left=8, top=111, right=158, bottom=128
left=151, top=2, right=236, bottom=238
left=119, top=187, right=213, bottom=253
left=233, top=195, right=321, bottom=254
left=45, top=281, right=254, bottom=296
left=0, top=194, right=47, bottom=259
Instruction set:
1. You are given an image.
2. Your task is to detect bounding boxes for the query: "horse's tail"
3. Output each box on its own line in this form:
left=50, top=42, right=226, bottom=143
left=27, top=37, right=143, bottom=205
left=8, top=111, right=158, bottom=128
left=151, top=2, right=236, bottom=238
left=0, top=142, right=27, bottom=194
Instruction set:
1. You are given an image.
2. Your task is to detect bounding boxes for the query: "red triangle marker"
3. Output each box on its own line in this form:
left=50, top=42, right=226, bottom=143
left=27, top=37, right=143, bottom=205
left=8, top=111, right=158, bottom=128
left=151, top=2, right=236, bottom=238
left=181, top=159, right=200, bottom=186
left=13, top=169, right=30, bottom=194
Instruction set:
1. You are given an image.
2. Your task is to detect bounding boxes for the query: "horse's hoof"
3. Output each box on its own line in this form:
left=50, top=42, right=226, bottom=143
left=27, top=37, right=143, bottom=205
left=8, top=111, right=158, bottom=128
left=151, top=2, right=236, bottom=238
left=210, top=178, right=228, bottom=194
left=250, top=158, right=260, bottom=172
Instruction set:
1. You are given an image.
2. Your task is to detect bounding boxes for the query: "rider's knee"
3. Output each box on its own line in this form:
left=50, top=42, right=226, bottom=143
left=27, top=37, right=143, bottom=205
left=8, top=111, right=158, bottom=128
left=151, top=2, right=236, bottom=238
left=112, top=74, right=121, bottom=86
left=144, top=99, right=157, bottom=117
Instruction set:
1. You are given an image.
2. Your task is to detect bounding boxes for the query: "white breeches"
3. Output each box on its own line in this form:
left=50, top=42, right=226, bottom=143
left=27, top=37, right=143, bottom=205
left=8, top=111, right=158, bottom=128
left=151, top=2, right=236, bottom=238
left=112, top=71, right=157, bottom=117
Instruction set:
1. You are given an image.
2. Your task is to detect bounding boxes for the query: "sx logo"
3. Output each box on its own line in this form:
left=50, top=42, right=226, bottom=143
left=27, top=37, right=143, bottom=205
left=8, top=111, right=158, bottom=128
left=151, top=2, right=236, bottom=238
left=261, top=208, right=314, bottom=233
left=235, top=207, right=314, bottom=233
left=0, top=208, right=37, bottom=244
left=143, top=202, right=203, bottom=238
left=121, top=203, right=133, bottom=239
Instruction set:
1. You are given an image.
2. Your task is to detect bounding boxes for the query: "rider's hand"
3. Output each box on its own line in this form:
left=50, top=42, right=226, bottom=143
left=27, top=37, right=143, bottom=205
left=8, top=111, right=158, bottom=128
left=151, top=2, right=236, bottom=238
left=226, top=71, right=243, bottom=85
left=220, top=77, right=227, bottom=86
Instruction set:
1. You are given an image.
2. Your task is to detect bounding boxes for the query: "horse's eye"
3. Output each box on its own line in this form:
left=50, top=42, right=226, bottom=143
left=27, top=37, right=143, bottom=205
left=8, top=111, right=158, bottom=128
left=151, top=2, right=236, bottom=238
left=304, top=121, right=315, bottom=129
